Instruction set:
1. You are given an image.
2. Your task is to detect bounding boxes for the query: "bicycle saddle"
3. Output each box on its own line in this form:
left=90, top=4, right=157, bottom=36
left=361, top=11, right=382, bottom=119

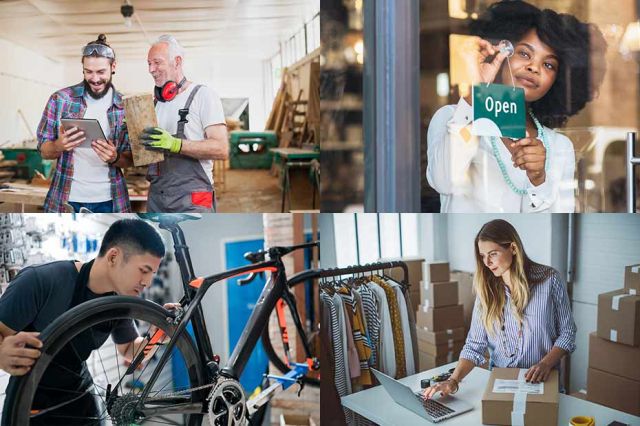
left=137, top=213, right=202, bottom=224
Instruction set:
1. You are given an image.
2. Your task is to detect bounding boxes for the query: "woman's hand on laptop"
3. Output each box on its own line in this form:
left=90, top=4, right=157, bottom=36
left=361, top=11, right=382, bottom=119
left=422, top=378, right=459, bottom=399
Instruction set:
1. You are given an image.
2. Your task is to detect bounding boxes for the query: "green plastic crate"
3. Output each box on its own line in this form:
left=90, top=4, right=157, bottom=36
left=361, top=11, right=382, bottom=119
left=229, top=131, right=278, bottom=169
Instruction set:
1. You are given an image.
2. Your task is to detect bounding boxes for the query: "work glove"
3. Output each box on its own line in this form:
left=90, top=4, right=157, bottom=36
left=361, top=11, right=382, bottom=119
left=141, top=127, right=182, bottom=153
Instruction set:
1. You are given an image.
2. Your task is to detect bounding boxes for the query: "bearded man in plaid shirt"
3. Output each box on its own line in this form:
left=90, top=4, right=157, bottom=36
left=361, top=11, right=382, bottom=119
left=37, top=34, right=133, bottom=213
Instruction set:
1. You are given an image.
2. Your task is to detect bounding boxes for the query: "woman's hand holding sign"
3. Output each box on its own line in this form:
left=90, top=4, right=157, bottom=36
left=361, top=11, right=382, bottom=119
left=510, top=131, right=546, bottom=186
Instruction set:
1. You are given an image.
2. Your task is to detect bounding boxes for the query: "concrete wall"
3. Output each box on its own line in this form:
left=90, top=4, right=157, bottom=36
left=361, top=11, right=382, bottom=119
left=178, top=214, right=265, bottom=362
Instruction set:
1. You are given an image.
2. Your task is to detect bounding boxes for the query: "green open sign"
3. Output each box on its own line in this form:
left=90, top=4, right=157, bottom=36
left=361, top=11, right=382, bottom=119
left=471, top=83, right=526, bottom=139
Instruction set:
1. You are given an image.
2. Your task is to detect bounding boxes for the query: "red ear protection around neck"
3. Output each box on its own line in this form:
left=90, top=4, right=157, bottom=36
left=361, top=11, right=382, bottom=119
left=155, top=77, right=186, bottom=102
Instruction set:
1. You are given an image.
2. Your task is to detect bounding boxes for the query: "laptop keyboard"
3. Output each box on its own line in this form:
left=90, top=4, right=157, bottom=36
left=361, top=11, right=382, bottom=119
left=414, top=392, right=455, bottom=419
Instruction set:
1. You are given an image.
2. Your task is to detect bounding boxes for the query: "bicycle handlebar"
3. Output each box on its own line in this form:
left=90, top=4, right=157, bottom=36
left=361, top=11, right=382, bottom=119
left=237, top=241, right=319, bottom=286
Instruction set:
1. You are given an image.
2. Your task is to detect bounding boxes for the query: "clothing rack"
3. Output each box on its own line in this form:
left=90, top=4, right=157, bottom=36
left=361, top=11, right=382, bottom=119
left=317, top=260, right=417, bottom=426
left=288, top=260, right=410, bottom=288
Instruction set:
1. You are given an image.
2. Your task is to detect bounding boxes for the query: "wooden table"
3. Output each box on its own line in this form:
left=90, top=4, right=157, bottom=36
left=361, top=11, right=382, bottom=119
left=0, top=182, right=47, bottom=212
left=0, top=182, right=149, bottom=212
left=270, top=148, right=320, bottom=212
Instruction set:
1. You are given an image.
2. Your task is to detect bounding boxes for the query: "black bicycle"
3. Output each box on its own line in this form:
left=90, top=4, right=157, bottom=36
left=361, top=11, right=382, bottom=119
left=2, top=213, right=320, bottom=425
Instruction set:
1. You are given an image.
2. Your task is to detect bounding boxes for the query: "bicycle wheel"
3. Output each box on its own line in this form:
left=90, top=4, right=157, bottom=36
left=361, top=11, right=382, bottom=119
left=261, top=284, right=320, bottom=387
left=2, top=296, right=207, bottom=426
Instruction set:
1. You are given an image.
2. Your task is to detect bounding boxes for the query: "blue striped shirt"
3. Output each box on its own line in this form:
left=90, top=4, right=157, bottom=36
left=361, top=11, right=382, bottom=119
left=460, top=264, right=576, bottom=369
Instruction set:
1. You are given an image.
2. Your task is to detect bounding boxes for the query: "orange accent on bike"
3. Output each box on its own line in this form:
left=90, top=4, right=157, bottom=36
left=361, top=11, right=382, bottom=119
left=230, top=266, right=279, bottom=280
left=306, top=358, right=314, bottom=370
left=30, top=410, right=40, bottom=415
left=189, top=277, right=204, bottom=288
left=276, top=299, right=289, bottom=343
left=143, top=329, right=166, bottom=355
left=149, top=330, right=166, bottom=345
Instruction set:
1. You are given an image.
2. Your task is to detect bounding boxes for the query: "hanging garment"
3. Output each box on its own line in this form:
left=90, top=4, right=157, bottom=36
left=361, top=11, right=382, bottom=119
left=366, top=281, right=396, bottom=378
left=356, top=284, right=380, bottom=369
left=372, top=276, right=407, bottom=378
left=338, top=286, right=373, bottom=387
left=319, top=292, right=347, bottom=426
left=389, top=279, right=416, bottom=376
left=332, top=293, right=353, bottom=395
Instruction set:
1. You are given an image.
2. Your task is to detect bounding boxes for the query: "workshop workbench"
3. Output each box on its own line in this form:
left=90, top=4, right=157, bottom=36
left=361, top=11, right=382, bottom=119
left=0, top=181, right=148, bottom=212
left=270, top=147, right=319, bottom=212
left=0, top=182, right=47, bottom=212
left=341, top=362, right=640, bottom=425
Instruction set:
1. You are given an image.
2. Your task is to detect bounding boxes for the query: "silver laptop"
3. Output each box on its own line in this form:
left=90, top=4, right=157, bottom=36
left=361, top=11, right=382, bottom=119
left=371, top=369, right=473, bottom=423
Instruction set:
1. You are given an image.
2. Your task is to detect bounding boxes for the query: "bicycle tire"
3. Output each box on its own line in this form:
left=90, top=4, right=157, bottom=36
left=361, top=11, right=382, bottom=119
left=261, top=281, right=320, bottom=387
left=2, top=296, right=207, bottom=426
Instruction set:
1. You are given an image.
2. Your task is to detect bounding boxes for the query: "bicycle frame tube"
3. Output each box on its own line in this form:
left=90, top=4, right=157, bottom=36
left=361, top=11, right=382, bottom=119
left=221, top=259, right=288, bottom=379
left=159, top=221, right=214, bottom=370
left=137, top=258, right=281, bottom=405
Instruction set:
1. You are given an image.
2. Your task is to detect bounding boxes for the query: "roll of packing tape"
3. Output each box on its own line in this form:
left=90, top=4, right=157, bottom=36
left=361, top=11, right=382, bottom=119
left=569, top=415, right=594, bottom=426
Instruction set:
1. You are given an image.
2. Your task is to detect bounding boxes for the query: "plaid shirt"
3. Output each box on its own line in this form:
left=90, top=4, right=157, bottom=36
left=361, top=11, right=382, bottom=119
left=37, top=82, right=131, bottom=212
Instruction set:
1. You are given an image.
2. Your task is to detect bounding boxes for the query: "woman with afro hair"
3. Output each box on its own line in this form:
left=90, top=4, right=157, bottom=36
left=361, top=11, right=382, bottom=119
left=427, top=1, right=607, bottom=213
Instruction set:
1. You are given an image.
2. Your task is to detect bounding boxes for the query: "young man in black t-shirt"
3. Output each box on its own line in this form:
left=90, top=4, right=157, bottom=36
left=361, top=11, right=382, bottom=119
left=0, top=218, right=175, bottom=425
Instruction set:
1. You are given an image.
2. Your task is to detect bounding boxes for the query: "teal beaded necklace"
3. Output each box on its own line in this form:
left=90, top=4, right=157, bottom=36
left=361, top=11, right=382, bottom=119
left=489, top=110, right=550, bottom=196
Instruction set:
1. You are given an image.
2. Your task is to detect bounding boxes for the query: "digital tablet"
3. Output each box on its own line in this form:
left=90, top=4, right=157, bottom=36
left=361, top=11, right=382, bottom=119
left=60, top=118, right=108, bottom=148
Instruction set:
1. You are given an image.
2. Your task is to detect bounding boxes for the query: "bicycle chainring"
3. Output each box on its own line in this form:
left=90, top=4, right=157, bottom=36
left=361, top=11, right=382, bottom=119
left=207, top=378, right=247, bottom=426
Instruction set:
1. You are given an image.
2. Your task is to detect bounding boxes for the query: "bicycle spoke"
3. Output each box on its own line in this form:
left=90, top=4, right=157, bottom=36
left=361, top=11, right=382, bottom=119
left=68, top=332, right=109, bottom=410
left=45, top=359, right=108, bottom=393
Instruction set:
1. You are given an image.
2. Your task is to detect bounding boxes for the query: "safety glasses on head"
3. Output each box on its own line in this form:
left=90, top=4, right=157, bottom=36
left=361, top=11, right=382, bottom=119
left=82, top=43, right=115, bottom=59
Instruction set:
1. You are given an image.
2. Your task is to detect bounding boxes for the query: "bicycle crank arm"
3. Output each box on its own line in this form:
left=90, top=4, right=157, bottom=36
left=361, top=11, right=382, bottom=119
left=246, top=382, right=282, bottom=415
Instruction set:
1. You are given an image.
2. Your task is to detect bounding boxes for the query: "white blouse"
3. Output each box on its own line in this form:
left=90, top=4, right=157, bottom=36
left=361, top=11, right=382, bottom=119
left=426, top=98, right=576, bottom=213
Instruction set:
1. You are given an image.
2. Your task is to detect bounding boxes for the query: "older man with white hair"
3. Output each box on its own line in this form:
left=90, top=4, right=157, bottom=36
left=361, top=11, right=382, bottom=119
left=141, top=34, right=229, bottom=212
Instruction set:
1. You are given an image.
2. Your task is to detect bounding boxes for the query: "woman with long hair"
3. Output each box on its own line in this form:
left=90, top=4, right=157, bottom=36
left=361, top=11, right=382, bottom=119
left=423, top=219, right=576, bottom=399
left=426, top=1, right=607, bottom=212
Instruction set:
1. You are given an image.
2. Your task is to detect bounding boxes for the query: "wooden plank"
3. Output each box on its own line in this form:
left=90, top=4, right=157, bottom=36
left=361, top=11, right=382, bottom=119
left=123, top=94, right=165, bottom=167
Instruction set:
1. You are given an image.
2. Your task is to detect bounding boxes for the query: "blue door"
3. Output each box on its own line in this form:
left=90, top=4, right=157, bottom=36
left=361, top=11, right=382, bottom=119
left=225, top=239, right=269, bottom=393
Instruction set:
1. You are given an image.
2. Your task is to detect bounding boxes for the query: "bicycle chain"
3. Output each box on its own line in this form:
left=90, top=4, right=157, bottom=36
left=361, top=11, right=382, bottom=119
left=142, top=382, right=215, bottom=401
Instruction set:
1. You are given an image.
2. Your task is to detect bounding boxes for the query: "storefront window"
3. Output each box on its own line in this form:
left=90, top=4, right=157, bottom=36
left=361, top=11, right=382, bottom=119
left=421, top=0, right=640, bottom=212
left=320, top=0, right=365, bottom=212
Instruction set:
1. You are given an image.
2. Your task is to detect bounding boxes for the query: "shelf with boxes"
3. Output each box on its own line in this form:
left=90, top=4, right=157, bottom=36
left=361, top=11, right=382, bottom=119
left=587, top=264, right=640, bottom=416
left=415, top=262, right=466, bottom=370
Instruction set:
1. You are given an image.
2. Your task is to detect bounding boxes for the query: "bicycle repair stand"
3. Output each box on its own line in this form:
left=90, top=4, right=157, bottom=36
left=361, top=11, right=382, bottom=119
left=247, top=362, right=310, bottom=415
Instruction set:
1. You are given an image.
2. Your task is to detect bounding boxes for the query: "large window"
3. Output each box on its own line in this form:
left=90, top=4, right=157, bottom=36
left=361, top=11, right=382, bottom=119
left=332, top=214, right=420, bottom=267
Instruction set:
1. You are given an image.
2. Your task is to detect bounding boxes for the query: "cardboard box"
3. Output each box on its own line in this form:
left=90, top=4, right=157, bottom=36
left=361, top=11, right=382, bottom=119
left=279, top=414, right=317, bottom=426
left=420, top=281, right=459, bottom=308
left=416, top=327, right=466, bottom=345
left=419, top=350, right=461, bottom=370
left=451, top=271, right=475, bottom=331
left=416, top=304, right=464, bottom=332
left=587, top=367, right=640, bottom=416
left=625, top=264, right=640, bottom=293
left=382, top=257, right=424, bottom=313
left=417, top=339, right=464, bottom=357
left=569, top=390, right=587, bottom=401
left=482, top=368, right=559, bottom=426
left=426, top=261, right=450, bottom=283
left=596, top=289, right=640, bottom=346
left=589, top=332, right=640, bottom=381
left=382, top=256, right=424, bottom=288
